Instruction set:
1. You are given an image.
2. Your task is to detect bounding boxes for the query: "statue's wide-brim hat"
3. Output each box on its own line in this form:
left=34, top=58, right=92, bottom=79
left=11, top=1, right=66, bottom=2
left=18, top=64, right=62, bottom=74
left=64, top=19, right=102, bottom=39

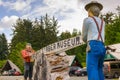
left=85, top=1, right=103, bottom=11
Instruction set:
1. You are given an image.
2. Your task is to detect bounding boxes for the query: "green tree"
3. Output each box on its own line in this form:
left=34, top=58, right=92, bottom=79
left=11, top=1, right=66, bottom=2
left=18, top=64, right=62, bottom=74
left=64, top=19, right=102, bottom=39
left=105, top=12, right=120, bottom=45
left=11, top=18, right=33, bottom=50
left=59, top=29, right=86, bottom=66
left=44, top=15, right=59, bottom=44
left=11, top=14, right=59, bottom=50
left=71, top=28, right=81, bottom=37
left=9, top=14, right=60, bottom=72
left=31, top=14, right=59, bottom=50
left=8, top=42, right=27, bottom=73
left=59, top=31, right=71, bottom=40
left=0, top=33, right=8, bottom=60
left=116, top=6, right=120, bottom=18
left=100, top=6, right=120, bottom=45
left=100, top=12, right=114, bottom=24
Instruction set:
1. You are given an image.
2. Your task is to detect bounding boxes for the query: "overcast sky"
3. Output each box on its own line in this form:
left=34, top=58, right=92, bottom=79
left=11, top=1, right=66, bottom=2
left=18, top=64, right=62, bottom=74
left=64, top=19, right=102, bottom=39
left=0, top=0, right=120, bottom=43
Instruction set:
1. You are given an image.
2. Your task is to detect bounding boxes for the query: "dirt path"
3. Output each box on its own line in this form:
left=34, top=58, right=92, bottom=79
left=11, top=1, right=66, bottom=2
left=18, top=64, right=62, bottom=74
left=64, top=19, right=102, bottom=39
left=0, top=76, right=117, bottom=80
left=0, top=76, right=23, bottom=80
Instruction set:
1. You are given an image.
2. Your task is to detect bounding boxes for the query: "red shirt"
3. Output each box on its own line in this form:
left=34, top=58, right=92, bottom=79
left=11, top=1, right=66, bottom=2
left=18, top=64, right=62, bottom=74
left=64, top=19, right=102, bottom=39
left=21, top=49, right=35, bottom=62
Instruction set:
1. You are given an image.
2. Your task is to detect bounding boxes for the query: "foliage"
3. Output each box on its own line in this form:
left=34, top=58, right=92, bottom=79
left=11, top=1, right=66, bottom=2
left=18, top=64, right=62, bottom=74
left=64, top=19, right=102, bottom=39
left=11, top=14, right=59, bottom=50
left=59, top=31, right=71, bottom=40
left=0, top=33, right=8, bottom=60
left=8, top=42, right=27, bottom=73
left=116, top=6, right=120, bottom=17
left=105, top=13, right=120, bottom=45
left=71, top=28, right=81, bottom=37
left=11, top=18, right=33, bottom=50
left=59, top=29, right=80, bottom=40
left=0, top=60, right=6, bottom=69
left=100, top=12, right=114, bottom=24
left=31, top=14, right=59, bottom=50
left=100, top=6, right=120, bottom=45
left=9, top=14, right=59, bottom=72
left=66, top=44, right=87, bottom=66
left=59, top=29, right=86, bottom=66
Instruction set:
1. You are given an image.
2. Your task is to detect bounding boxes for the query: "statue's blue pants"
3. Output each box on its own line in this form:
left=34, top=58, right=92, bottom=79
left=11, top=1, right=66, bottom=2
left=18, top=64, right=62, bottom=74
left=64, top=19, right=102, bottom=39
left=87, top=40, right=106, bottom=80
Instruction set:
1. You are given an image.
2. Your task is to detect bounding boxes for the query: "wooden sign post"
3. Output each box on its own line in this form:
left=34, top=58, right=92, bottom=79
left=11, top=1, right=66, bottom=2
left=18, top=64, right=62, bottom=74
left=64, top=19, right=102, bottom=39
left=32, top=36, right=84, bottom=80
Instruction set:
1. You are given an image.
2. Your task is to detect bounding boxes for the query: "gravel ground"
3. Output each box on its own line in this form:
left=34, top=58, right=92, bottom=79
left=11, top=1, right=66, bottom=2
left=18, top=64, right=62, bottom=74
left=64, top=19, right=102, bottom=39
left=70, top=76, right=119, bottom=80
left=0, top=76, right=119, bottom=80
left=0, top=76, right=23, bottom=80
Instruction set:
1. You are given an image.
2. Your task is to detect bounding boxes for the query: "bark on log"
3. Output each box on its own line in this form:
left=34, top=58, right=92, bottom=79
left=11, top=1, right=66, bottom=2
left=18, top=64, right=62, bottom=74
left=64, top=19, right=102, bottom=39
left=33, top=52, right=70, bottom=80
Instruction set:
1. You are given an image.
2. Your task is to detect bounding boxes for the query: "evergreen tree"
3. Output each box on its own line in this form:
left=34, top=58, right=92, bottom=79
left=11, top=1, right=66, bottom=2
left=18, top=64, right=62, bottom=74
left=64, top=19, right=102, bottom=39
left=0, top=33, right=8, bottom=60
left=11, top=14, right=59, bottom=50
left=31, top=14, right=59, bottom=50
left=11, top=18, right=33, bottom=49
left=9, top=14, right=59, bottom=72
left=59, top=31, right=71, bottom=40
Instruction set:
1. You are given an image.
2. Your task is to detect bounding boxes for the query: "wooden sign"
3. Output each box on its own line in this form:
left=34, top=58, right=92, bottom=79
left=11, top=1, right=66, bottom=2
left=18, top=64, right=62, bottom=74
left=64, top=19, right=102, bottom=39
left=32, top=36, right=84, bottom=80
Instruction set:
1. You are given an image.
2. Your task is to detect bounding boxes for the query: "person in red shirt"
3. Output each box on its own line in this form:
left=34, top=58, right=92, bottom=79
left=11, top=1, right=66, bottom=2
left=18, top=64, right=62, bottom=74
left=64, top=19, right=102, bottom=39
left=21, top=43, right=35, bottom=80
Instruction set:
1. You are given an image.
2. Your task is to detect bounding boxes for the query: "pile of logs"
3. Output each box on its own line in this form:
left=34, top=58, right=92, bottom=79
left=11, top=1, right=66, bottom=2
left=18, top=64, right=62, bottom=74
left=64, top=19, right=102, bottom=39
left=33, top=52, right=73, bottom=80
left=32, top=36, right=83, bottom=80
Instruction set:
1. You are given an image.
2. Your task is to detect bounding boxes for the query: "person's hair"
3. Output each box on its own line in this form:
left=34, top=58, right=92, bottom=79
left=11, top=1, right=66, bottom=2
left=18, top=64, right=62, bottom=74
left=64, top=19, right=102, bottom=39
left=26, top=43, right=31, bottom=46
left=88, top=5, right=100, bottom=17
left=26, top=43, right=32, bottom=49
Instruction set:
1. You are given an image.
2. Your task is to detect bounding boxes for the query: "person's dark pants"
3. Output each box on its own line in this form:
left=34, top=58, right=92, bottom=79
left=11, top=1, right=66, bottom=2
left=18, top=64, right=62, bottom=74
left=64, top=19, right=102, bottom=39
left=24, top=62, right=33, bottom=80
left=87, top=40, right=106, bottom=80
